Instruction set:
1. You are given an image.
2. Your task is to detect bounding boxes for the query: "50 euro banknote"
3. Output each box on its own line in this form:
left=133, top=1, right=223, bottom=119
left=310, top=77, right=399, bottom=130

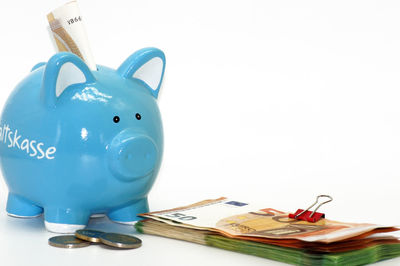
left=139, top=197, right=398, bottom=244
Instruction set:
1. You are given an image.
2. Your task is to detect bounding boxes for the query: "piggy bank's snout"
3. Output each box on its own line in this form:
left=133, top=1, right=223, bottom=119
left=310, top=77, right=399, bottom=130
left=108, top=131, right=158, bottom=181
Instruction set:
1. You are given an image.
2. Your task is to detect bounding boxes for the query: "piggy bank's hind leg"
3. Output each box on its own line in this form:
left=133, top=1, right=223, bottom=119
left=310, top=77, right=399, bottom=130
left=6, top=193, right=43, bottom=218
left=107, top=198, right=149, bottom=225
left=44, top=207, right=90, bottom=233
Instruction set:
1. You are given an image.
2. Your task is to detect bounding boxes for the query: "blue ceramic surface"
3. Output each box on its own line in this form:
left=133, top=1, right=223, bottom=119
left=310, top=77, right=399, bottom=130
left=0, top=48, right=165, bottom=233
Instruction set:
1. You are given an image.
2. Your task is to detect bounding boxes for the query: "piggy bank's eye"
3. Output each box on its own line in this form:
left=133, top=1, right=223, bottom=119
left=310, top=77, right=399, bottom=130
left=135, top=113, right=141, bottom=120
left=113, top=116, right=120, bottom=123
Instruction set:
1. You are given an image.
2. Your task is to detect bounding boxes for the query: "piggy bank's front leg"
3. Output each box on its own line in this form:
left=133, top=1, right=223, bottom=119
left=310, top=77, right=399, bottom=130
left=44, top=207, right=90, bottom=233
left=107, top=198, right=149, bottom=225
left=6, top=193, right=43, bottom=218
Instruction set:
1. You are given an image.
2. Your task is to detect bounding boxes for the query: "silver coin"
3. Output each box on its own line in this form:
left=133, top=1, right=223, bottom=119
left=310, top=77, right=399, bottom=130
left=48, top=235, right=91, bottom=248
left=99, top=233, right=142, bottom=249
left=75, top=229, right=105, bottom=243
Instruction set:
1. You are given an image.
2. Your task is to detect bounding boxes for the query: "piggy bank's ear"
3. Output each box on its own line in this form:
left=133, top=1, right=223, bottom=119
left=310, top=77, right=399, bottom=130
left=118, top=47, right=166, bottom=99
left=42, top=52, right=95, bottom=107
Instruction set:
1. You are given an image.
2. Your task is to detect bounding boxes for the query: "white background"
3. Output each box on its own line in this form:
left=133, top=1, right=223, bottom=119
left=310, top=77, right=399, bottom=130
left=0, top=0, right=400, bottom=265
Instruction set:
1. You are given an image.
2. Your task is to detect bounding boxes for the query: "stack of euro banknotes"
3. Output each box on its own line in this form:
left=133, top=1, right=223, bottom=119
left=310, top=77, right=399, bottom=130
left=135, top=197, right=400, bottom=265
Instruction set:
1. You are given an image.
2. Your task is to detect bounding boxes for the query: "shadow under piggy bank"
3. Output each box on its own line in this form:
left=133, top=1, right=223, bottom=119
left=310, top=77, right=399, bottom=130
left=0, top=47, right=165, bottom=233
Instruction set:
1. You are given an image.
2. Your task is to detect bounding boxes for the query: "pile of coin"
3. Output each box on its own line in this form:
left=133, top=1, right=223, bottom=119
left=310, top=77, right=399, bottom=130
left=48, top=229, right=142, bottom=249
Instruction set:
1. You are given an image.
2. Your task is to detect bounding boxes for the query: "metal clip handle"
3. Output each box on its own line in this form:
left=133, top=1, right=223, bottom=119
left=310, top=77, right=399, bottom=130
left=294, top=195, right=333, bottom=219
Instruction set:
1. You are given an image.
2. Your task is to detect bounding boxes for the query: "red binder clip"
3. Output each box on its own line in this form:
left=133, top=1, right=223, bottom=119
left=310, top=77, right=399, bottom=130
left=289, top=195, right=333, bottom=223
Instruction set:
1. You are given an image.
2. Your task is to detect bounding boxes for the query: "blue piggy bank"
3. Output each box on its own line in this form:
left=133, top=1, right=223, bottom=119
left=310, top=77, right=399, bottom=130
left=0, top=48, right=165, bottom=233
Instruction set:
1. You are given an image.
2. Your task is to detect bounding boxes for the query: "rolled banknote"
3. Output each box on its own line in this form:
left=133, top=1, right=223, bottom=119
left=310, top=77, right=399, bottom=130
left=47, top=0, right=96, bottom=70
